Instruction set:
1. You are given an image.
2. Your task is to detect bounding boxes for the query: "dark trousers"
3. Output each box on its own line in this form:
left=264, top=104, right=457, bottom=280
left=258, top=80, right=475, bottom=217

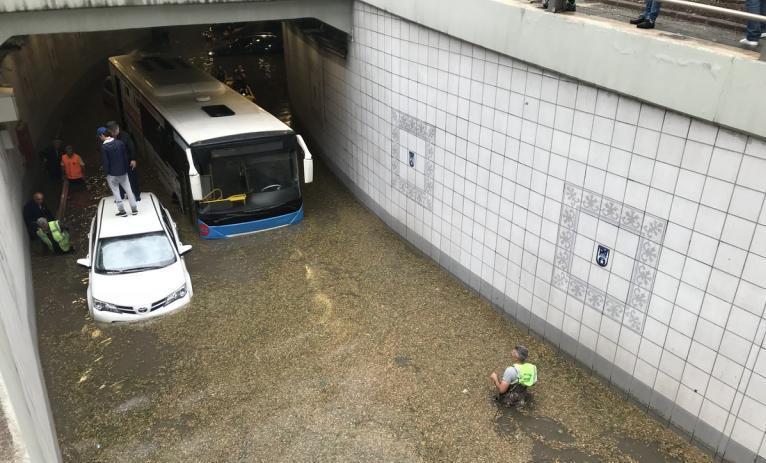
left=497, top=384, right=530, bottom=406
left=641, top=0, right=661, bottom=22
left=67, top=178, right=86, bottom=191
left=746, top=0, right=766, bottom=40
left=119, top=169, right=141, bottom=201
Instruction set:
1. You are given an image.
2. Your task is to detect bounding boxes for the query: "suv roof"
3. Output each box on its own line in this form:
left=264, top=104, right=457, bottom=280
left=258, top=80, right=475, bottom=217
left=97, top=192, right=165, bottom=238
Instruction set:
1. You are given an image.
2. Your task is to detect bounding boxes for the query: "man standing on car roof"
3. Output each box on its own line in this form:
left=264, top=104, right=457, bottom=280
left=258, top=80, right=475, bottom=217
left=106, top=121, right=141, bottom=202
left=98, top=127, right=138, bottom=217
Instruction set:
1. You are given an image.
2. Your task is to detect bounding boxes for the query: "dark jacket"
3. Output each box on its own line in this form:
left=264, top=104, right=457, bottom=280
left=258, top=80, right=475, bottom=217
left=115, top=131, right=137, bottom=161
left=100, top=139, right=130, bottom=177
left=22, top=200, right=54, bottom=235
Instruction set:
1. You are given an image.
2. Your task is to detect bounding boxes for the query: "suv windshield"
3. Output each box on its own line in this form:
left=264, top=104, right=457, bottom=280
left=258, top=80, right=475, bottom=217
left=96, top=231, right=177, bottom=274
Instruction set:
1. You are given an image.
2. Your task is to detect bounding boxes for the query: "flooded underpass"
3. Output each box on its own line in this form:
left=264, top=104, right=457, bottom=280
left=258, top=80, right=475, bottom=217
left=31, top=25, right=716, bottom=463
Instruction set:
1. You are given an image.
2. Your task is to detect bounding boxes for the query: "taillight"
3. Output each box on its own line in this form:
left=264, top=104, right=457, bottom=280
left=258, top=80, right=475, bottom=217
left=199, top=222, right=209, bottom=236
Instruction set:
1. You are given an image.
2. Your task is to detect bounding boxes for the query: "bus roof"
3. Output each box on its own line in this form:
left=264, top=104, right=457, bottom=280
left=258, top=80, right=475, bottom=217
left=109, top=54, right=292, bottom=146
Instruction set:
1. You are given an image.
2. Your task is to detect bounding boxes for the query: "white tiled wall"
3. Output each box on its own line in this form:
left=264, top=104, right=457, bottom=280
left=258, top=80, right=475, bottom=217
left=285, top=3, right=766, bottom=460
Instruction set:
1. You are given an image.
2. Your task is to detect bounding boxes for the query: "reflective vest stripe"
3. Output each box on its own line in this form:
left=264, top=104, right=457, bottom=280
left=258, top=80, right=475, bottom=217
left=513, top=363, right=537, bottom=387
left=36, top=228, right=54, bottom=251
left=48, top=221, right=71, bottom=252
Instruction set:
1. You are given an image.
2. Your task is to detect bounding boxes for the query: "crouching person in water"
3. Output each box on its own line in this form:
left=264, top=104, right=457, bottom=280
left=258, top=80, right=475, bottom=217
left=35, top=217, right=72, bottom=254
left=490, top=345, right=537, bottom=406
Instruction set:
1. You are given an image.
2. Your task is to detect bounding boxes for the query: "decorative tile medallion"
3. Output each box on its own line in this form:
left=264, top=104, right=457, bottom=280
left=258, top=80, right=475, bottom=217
left=551, top=183, right=668, bottom=334
left=391, top=110, right=435, bottom=210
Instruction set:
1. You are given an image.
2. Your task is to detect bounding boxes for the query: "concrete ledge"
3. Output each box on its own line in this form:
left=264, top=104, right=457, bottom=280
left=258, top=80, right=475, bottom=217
left=363, top=0, right=766, bottom=139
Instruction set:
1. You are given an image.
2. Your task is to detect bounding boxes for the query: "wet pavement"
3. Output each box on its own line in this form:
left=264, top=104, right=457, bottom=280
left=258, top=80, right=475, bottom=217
left=0, top=405, right=14, bottom=462
left=32, top=26, right=717, bottom=462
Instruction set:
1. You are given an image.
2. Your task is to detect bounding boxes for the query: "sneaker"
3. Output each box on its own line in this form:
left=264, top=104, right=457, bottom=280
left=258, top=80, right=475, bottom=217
left=637, top=20, right=655, bottom=29
left=630, top=17, right=647, bottom=24
left=131, top=209, right=138, bottom=216
left=740, top=38, right=759, bottom=48
left=116, top=210, right=128, bottom=217
left=761, top=32, right=766, bottom=38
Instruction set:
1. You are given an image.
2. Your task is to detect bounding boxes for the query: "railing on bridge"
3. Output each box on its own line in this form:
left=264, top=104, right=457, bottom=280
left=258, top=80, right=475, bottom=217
left=550, top=0, right=766, bottom=59
left=662, top=0, right=766, bottom=59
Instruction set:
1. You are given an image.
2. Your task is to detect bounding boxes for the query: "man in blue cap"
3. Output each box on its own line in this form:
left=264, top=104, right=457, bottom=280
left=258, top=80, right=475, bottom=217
left=98, top=127, right=137, bottom=217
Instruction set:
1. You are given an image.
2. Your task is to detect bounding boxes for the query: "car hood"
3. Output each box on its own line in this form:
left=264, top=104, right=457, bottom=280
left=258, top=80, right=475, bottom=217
left=91, top=263, right=186, bottom=307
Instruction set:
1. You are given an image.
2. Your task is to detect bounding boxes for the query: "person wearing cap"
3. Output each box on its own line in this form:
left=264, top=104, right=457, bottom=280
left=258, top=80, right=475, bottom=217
left=489, top=345, right=538, bottom=405
left=98, top=127, right=138, bottom=217
left=105, top=121, right=140, bottom=201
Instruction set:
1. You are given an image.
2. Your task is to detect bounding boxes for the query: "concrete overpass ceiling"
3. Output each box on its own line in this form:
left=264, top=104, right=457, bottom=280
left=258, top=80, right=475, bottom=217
left=2, top=0, right=284, bottom=13
left=0, top=0, right=353, bottom=45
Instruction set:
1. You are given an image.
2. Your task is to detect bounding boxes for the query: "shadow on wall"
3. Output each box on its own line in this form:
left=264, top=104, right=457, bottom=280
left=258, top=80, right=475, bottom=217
left=0, top=29, right=152, bottom=159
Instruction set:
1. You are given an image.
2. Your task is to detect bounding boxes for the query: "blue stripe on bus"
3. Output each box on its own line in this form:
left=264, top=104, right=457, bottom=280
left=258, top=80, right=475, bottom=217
left=199, top=206, right=304, bottom=239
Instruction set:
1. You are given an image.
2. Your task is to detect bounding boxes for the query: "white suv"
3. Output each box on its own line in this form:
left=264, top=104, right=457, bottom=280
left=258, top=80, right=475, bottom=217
left=77, top=193, right=193, bottom=322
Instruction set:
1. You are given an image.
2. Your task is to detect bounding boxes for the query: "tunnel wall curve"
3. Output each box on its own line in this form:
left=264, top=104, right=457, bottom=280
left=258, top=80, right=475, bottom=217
left=0, top=140, right=59, bottom=462
left=0, top=30, right=152, bottom=151
left=0, top=30, right=154, bottom=463
left=284, top=3, right=766, bottom=461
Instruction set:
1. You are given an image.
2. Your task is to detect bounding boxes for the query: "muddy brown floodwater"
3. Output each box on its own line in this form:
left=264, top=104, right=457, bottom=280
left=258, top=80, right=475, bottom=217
left=33, top=26, right=716, bottom=463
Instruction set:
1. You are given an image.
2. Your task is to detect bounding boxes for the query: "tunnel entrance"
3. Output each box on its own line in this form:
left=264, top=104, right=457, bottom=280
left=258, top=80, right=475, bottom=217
left=2, top=17, right=723, bottom=463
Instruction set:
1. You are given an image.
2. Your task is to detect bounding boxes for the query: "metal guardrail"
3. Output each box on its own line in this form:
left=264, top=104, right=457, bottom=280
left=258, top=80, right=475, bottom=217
left=552, top=0, right=766, bottom=59
left=657, top=0, right=766, bottom=60
left=659, top=0, right=766, bottom=23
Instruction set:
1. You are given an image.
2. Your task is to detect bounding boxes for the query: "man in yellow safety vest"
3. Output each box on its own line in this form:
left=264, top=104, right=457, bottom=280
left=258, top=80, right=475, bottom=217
left=490, top=345, right=538, bottom=405
left=35, top=218, right=72, bottom=254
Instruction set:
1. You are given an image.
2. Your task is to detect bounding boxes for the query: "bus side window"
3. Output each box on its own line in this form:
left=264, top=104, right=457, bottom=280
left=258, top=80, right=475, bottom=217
left=170, top=142, right=189, bottom=174
left=140, top=103, right=165, bottom=156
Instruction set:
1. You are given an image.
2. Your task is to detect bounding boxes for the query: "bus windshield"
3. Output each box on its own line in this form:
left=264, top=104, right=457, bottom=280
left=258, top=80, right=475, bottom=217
left=195, top=136, right=300, bottom=215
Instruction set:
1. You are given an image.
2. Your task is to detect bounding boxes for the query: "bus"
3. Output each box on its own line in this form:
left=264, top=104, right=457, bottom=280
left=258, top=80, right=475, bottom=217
left=107, top=53, right=314, bottom=239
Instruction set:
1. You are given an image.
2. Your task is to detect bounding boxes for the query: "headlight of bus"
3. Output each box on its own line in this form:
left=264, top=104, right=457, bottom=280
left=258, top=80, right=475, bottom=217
left=165, top=284, right=188, bottom=305
left=92, top=298, right=120, bottom=313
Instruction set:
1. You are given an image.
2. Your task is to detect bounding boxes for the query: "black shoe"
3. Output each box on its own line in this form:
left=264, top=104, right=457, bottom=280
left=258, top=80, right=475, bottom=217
left=629, top=16, right=646, bottom=24
left=564, top=2, right=576, bottom=11
left=637, top=20, right=655, bottom=28
left=116, top=211, right=128, bottom=217
left=131, top=209, right=138, bottom=216
left=541, top=2, right=548, bottom=8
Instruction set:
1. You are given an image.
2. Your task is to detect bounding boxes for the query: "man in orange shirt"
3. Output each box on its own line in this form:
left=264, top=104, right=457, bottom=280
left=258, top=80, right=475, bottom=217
left=60, top=145, right=86, bottom=189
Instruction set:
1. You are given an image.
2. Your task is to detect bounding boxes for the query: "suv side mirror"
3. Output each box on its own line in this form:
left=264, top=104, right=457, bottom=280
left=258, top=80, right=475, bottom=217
left=178, top=244, right=193, bottom=256
left=76, top=258, right=91, bottom=268
left=296, top=134, right=314, bottom=184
